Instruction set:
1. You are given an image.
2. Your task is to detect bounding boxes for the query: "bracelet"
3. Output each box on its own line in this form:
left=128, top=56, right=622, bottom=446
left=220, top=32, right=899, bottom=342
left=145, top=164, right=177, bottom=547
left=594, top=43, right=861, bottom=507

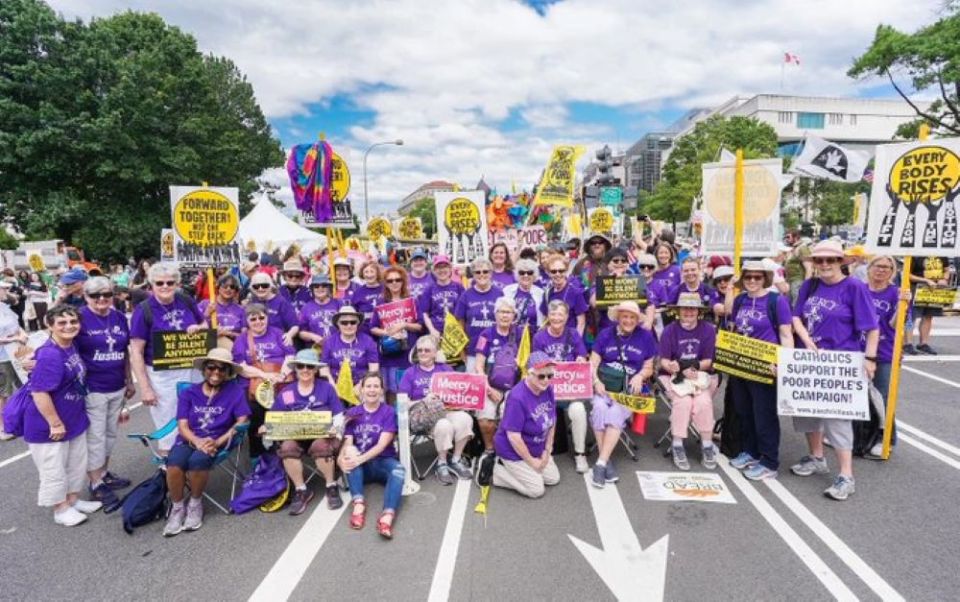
left=864, top=356, right=877, bottom=362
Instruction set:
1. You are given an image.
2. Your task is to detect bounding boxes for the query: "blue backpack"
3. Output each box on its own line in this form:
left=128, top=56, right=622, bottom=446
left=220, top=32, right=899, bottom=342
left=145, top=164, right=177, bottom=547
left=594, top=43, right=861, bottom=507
left=230, top=453, right=288, bottom=514
left=120, top=469, right=169, bottom=534
left=1, top=386, right=31, bottom=438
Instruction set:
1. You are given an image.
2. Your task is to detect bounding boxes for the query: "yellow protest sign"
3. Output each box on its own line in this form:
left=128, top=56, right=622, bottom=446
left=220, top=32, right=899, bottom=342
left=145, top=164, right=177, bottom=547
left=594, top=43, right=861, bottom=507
left=151, top=330, right=216, bottom=371
left=533, top=144, right=585, bottom=208
left=914, top=286, right=959, bottom=309
left=610, top=392, right=656, bottom=414
left=330, top=153, right=351, bottom=203
left=714, top=330, right=779, bottom=385
left=517, top=324, right=530, bottom=378
left=27, top=254, right=44, bottom=272
left=366, top=216, right=393, bottom=240
left=169, top=185, right=241, bottom=267
left=263, top=411, right=333, bottom=441
left=588, top=207, right=616, bottom=236
left=160, top=229, right=175, bottom=261
left=436, top=190, right=489, bottom=264
left=396, top=217, right=424, bottom=241
left=440, top=310, right=468, bottom=359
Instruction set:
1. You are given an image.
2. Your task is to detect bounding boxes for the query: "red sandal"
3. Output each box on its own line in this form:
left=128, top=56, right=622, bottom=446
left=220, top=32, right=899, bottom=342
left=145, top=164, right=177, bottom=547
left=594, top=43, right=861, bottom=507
left=349, top=501, right=366, bottom=530
left=377, top=510, right=395, bottom=539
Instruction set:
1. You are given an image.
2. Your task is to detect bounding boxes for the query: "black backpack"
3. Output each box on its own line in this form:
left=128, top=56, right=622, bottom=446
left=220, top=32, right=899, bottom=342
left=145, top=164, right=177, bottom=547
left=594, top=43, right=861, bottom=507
left=120, top=469, right=169, bottom=534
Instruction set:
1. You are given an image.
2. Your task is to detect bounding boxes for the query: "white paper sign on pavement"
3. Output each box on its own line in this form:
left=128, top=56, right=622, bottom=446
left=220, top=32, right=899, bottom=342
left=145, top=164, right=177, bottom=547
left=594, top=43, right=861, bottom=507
left=636, top=471, right=737, bottom=505
left=776, top=348, right=869, bottom=421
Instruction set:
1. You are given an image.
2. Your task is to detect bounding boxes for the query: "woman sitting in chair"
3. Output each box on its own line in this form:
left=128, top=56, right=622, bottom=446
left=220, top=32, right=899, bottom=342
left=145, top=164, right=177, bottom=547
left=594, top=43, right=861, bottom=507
left=339, top=373, right=404, bottom=539
left=658, top=292, right=718, bottom=471
left=163, top=348, right=249, bottom=537
left=269, top=349, right=345, bottom=515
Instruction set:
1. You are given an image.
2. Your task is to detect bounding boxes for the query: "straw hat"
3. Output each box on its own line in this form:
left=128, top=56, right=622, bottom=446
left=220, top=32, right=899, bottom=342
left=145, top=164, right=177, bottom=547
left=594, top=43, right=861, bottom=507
left=192, top=347, right=239, bottom=378
left=810, top=240, right=845, bottom=259
left=607, top=300, right=643, bottom=323
left=282, top=259, right=306, bottom=274
left=737, top=260, right=774, bottom=288
left=332, top=305, right=364, bottom=329
left=669, top=292, right=707, bottom=311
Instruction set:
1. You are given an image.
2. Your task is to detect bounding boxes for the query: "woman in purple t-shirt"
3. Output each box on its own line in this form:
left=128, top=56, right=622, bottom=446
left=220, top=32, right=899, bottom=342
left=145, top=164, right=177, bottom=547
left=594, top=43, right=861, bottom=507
left=350, top=260, right=384, bottom=329
left=248, top=272, right=300, bottom=347
left=198, top=274, right=245, bottom=347
left=474, top=296, right=520, bottom=455
left=297, top=274, right=341, bottom=353
left=370, top=266, right=423, bottom=400
left=339, top=373, right=403, bottom=539
left=791, top=240, right=879, bottom=501
left=541, top=256, right=587, bottom=335
left=489, top=242, right=516, bottom=289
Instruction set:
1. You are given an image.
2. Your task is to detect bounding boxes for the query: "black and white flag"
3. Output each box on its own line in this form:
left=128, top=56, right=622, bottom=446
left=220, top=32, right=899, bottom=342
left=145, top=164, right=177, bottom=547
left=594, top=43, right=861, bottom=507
left=792, top=136, right=869, bottom=183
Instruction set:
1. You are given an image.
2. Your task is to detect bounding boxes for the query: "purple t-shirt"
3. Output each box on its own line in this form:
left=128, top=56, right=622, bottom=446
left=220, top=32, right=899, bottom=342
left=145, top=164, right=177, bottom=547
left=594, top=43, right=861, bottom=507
left=254, top=294, right=298, bottom=332
left=299, top=298, right=341, bottom=341
left=334, top=281, right=359, bottom=302
left=408, top=273, right=434, bottom=302
left=370, top=295, right=420, bottom=369
left=351, top=284, right=385, bottom=326
left=476, top=326, right=517, bottom=362
left=24, top=341, right=89, bottom=443
left=541, top=283, right=589, bottom=329
left=731, top=292, right=792, bottom=344
left=273, top=380, right=344, bottom=415
left=320, top=333, right=379, bottom=383
left=511, top=288, right=539, bottom=333
left=658, top=321, right=716, bottom=374
left=593, top=326, right=658, bottom=376
left=493, top=380, right=556, bottom=462
left=232, top=327, right=296, bottom=366
left=492, top=270, right=516, bottom=289
left=76, top=306, right=129, bottom=393
left=421, top=281, right=465, bottom=333
left=398, top=363, right=453, bottom=400
left=453, top=286, right=503, bottom=354
left=198, top=300, right=245, bottom=335
left=532, top=326, right=587, bottom=361
left=175, top=380, right=250, bottom=442
left=649, top=265, right=681, bottom=305
left=664, top=282, right=720, bottom=309
left=866, top=285, right=899, bottom=362
left=794, top=277, right=878, bottom=351
left=279, top=285, right=313, bottom=317
left=345, top=402, right=397, bottom=458
left=130, top=295, right=204, bottom=365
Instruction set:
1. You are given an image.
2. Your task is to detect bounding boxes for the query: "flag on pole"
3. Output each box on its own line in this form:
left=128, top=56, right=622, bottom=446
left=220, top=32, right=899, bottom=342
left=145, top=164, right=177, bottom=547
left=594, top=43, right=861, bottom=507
left=516, top=325, right=531, bottom=378
left=784, top=52, right=801, bottom=65
left=791, top=135, right=869, bottom=183
left=336, top=359, right=359, bottom=406
left=440, top=310, right=468, bottom=359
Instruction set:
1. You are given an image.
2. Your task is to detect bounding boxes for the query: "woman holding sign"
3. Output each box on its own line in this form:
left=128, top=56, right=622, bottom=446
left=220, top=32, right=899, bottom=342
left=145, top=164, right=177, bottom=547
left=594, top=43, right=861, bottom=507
left=474, top=297, right=521, bottom=456
left=370, top=266, right=423, bottom=401
left=791, top=240, right=879, bottom=501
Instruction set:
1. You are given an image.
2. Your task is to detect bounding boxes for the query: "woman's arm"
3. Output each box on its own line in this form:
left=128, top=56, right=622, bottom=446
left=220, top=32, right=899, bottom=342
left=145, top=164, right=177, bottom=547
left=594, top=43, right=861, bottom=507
left=576, top=313, right=586, bottom=336
left=128, top=339, right=156, bottom=405
left=31, top=391, right=64, bottom=438
left=791, top=317, right=817, bottom=350
left=778, top=324, right=794, bottom=348
left=213, top=416, right=250, bottom=449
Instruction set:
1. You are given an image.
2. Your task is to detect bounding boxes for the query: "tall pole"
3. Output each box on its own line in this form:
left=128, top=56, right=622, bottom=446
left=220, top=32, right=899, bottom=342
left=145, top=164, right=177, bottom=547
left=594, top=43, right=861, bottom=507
left=362, top=140, right=404, bottom=223
left=733, top=149, right=745, bottom=278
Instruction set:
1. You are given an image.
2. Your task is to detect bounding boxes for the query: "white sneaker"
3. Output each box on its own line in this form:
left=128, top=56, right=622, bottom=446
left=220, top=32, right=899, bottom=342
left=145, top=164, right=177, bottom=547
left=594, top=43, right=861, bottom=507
left=0, top=430, right=16, bottom=441
left=73, top=499, right=103, bottom=514
left=574, top=454, right=589, bottom=474
left=54, top=506, right=88, bottom=527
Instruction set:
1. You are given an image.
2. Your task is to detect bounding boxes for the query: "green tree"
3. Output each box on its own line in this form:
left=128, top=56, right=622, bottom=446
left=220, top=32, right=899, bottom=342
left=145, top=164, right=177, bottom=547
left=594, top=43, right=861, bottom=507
left=408, top=197, right=437, bottom=239
left=641, top=116, right=780, bottom=225
left=0, top=1, right=284, bottom=262
left=848, top=9, right=960, bottom=135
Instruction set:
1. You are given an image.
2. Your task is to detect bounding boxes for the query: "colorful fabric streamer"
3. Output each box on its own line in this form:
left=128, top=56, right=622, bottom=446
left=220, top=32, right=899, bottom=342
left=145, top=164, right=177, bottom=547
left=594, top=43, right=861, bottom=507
left=287, top=142, right=334, bottom=222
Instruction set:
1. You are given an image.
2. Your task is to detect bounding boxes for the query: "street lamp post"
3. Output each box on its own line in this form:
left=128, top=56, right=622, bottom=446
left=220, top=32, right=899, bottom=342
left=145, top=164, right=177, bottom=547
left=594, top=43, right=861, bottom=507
left=363, top=139, right=404, bottom=222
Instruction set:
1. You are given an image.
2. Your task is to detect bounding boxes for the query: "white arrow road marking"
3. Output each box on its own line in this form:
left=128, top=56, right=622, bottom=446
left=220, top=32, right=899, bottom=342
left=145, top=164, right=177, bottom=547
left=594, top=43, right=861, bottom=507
left=427, top=479, right=471, bottom=602
left=568, top=473, right=669, bottom=602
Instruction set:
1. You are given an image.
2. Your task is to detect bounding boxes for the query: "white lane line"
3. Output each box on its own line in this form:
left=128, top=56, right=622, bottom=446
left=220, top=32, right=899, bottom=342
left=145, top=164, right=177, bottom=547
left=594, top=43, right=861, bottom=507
left=898, top=422, right=960, bottom=457
left=716, top=457, right=857, bottom=601
left=899, top=434, right=960, bottom=471
left=931, top=328, right=960, bottom=336
left=763, top=480, right=905, bottom=602
left=427, top=479, right=471, bottom=602
left=249, top=500, right=348, bottom=602
left=902, top=365, right=960, bottom=389
left=903, top=355, right=960, bottom=362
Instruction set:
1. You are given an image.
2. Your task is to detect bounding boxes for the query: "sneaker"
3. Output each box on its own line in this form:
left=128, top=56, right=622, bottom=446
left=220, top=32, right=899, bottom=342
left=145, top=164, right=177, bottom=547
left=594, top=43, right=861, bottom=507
left=54, top=506, right=87, bottom=527
left=448, top=458, right=473, bottom=480
left=163, top=504, right=186, bottom=537
left=672, top=446, right=690, bottom=471
left=865, top=442, right=889, bottom=460
left=917, top=343, right=937, bottom=355
left=824, top=475, right=856, bottom=501
left=902, top=344, right=918, bottom=356
left=288, top=488, right=315, bottom=516
left=574, top=454, right=589, bottom=474
left=729, top=452, right=759, bottom=470
left=102, top=471, right=131, bottom=490
left=72, top=499, right=103, bottom=514
left=474, top=451, right=494, bottom=488
left=436, top=463, right=456, bottom=486
left=591, top=464, right=606, bottom=489
left=790, top=455, right=829, bottom=477
left=604, top=461, right=619, bottom=483
left=326, top=485, right=343, bottom=510
left=183, top=500, right=203, bottom=531
left=90, top=483, right=122, bottom=514
left=702, top=445, right=717, bottom=470
left=0, top=430, right=15, bottom=441
left=743, top=464, right=778, bottom=481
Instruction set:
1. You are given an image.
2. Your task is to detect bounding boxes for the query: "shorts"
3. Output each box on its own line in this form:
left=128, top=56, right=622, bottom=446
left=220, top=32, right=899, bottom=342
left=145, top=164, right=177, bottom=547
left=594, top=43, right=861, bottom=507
left=277, top=437, right=341, bottom=460
left=477, top=394, right=506, bottom=421
left=0, top=361, right=22, bottom=398
left=792, top=417, right=853, bottom=451
left=911, top=304, right=942, bottom=318
left=166, top=443, right=217, bottom=471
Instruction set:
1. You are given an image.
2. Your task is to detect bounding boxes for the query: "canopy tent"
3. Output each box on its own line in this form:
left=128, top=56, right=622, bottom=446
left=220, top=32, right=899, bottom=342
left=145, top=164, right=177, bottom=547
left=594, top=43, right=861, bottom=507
left=238, top=198, right=324, bottom=253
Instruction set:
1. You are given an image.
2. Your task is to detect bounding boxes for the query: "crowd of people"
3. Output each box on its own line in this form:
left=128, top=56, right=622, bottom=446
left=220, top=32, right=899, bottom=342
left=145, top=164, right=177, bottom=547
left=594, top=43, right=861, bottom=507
left=0, top=226, right=952, bottom=536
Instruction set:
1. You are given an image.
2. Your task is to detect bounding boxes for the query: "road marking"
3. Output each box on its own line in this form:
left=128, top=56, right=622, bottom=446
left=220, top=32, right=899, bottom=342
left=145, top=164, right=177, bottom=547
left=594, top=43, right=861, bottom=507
left=900, top=434, right=960, bottom=471
left=903, top=355, right=960, bottom=362
left=763, top=479, right=905, bottom=602
left=898, top=421, right=960, bottom=457
left=569, top=473, right=669, bottom=601
left=716, top=457, right=857, bottom=601
left=427, top=480, right=471, bottom=602
left=902, top=365, right=960, bottom=389
left=249, top=500, right=348, bottom=602
left=931, top=328, right=960, bottom=336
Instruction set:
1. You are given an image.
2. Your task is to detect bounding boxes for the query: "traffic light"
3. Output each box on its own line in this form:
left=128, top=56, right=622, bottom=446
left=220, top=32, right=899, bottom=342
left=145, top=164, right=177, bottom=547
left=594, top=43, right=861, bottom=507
left=595, top=145, right=617, bottom=186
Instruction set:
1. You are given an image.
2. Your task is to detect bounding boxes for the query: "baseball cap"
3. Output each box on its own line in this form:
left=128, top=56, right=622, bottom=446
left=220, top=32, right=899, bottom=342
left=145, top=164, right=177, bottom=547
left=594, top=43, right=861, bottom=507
left=433, top=254, right=452, bottom=267
left=526, top=351, right=557, bottom=371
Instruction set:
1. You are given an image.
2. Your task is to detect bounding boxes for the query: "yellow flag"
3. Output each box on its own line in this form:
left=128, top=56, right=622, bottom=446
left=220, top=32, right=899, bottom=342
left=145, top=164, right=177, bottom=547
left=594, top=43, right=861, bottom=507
left=336, top=359, right=359, bottom=406
left=517, top=324, right=531, bottom=378
left=440, top=310, right=468, bottom=359
left=533, top=144, right=585, bottom=208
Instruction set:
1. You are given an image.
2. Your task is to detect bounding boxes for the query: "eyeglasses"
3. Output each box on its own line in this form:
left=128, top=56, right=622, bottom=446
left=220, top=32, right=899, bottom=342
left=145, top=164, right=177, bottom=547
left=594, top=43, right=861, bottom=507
left=294, top=363, right=316, bottom=370
left=153, top=280, right=176, bottom=287
left=251, top=283, right=271, bottom=290
left=385, top=278, right=403, bottom=284
left=610, top=258, right=627, bottom=264
left=813, top=257, right=840, bottom=265
left=473, top=270, right=491, bottom=275
left=284, top=273, right=304, bottom=279
left=534, top=372, right=555, bottom=381
left=741, top=274, right=764, bottom=282
left=549, top=269, right=565, bottom=274
left=220, top=284, right=238, bottom=290
left=87, top=292, right=114, bottom=300
left=518, top=270, right=535, bottom=276
left=640, top=266, right=655, bottom=271
left=496, top=310, right=515, bottom=315
left=416, top=347, right=434, bottom=353
left=204, top=363, right=228, bottom=373
left=871, top=264, right=894, bottom=271
left=54, top=319, right=79, bottom=327
left=339, top=320, right=359, bottom=326
left=248, top=315, right=266, bottom=322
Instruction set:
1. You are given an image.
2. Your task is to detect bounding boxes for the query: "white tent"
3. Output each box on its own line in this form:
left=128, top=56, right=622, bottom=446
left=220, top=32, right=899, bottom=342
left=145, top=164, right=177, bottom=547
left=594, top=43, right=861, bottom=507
left=238, top=198, right=324, bottom=253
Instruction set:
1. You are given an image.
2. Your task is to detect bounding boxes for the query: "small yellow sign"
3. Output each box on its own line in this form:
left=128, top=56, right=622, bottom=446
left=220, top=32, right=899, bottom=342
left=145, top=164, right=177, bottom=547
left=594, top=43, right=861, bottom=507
left=28, top=254, right=45, bottom=272
left=397, top=217, right=424, bottom=241
left=366, top=216, right=393, bottom=240
left=172, top=189, right=239, bottom=247
left=589, top=208, right=614, bottom=234
left=331, top=153, right=351, bottom=203
left=610, top=392, right=656, bottom=414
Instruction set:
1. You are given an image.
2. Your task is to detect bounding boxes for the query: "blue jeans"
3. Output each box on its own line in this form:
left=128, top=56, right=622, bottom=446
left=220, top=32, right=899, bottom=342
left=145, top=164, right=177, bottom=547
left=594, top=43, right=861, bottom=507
left=346, top=456, right=405, bottom=512
left=872, top=362, right=897, bottom=444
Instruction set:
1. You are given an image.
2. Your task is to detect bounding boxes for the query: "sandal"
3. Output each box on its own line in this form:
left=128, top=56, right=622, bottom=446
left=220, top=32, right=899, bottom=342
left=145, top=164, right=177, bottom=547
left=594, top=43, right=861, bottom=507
left=377, top=510, right=395, bottom=540
left=349, top=501, right=366, bottom=530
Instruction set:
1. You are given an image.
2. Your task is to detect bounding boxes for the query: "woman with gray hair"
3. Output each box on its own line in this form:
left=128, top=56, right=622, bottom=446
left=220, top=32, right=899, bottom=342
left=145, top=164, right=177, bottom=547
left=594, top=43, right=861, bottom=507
left=76, top=276, right=134, bottom=511
left=473, top=296, right=520, bottom=455
left=129, top=263, right=207, bottom=455
left=453, top=257, right=503, bottom=370
left=503, top=258, right=545, bottom=332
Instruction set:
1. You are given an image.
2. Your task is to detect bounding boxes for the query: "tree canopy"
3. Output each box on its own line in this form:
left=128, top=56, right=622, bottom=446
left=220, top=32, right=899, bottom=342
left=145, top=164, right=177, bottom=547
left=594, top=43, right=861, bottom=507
left=407, top=197, right=437, bottom=239
left=0, top=0, right=284, bottom=261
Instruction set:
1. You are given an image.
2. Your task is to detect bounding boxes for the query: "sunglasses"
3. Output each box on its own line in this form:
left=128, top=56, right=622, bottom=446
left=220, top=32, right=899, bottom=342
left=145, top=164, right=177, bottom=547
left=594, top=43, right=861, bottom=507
left=385, top=278, right=403, bottom=284
left=251, top=283, right=271, bottom=290
left=534, top=372, right=555, bottom=381
left=339, top=320, right=359, bottom=326
left=549, top=269, right=565, bottom=274
left=54, top=319, right=80, bottom=327
left=248, top=315, right=266, bottom=322
left=294, top=363, right=316, bottom=370
left=87, top=292, right=114, bottom=300
left=518, top=270, right=535, bottom=276
left=813, top=257, right=840, bottom=265
left=610, top=258, right=627, bottom=264
left=284, top=273, right=304, bottom=279
left=473, top=270, right=491, bottom=275
left=640, top=265, right=655, bottom=270
left=220, top=284, right=238, bottom=290
left=416, top=347, right=434, bottom=353
left=204, top=363, right=228, bottom=373
left=153, top=280, right=176, bottom=287
left=741, top=274, right=764, bottom=282
left=871, top=264, right=894, bottom=270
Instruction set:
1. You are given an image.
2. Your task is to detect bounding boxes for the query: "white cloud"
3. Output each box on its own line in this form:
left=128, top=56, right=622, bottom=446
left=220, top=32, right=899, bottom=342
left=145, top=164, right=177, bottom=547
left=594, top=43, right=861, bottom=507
left=51, top=0, right=944, bottom=216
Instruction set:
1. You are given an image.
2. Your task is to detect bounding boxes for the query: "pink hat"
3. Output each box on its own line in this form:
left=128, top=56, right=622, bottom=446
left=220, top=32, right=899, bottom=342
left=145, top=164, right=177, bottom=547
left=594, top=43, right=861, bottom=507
left=810, top=240, right=845, bottom=259
left=432, top=254, right=452, bottom=267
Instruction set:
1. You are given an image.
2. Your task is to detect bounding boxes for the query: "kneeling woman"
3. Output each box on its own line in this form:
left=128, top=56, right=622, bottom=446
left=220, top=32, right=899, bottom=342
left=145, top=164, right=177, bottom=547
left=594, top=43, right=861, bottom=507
left=492, top=352, right=560, bottom=499
left=164, top=348, right=250, bottom=537
left=339, top=373, right=404, bottom=539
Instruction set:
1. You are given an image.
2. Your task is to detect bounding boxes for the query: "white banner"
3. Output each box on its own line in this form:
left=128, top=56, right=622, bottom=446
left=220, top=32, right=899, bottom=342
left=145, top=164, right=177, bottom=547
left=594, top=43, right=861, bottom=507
left=435, top=190, right=489, bottom=265
left=792, top=135, right=869, bottom=183
left=701, top=158, right=784, bottom=257
left=777, top=348, right=869, bottom=421
left=636, top=471, right=737, bottom=504
left=170, top=185, right=242, bottom=267
left=865, top=138, right=960, bottom=256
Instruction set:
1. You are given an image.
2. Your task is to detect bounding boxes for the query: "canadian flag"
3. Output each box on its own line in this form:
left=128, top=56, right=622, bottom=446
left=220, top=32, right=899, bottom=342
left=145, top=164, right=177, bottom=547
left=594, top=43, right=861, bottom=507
left=784, top=52, right=801, bottom=65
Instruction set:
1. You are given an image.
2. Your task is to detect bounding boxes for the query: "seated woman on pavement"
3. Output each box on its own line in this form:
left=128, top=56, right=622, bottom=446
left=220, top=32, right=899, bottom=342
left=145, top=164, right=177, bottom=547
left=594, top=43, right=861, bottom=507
left=163, top=348, right=250, bottom=537
left=398, top=336, right=473, bottom=485
left=658, top=292, right=719, bottom=471
left=491, top=352, right=560, bottom=499
left=474, top=297, right=522, bottom=458
left=268, top=349, right=345, bottom=515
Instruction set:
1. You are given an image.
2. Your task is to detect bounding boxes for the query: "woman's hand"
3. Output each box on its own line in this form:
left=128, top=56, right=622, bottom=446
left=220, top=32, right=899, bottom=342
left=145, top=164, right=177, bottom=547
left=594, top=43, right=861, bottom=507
left=487, top=388, right=504, bottom=403
left=593, top=379, right=607, bottom=396
left=899, top=289, right=912, bottom=302
left=663, top=359, right=680, bottom=374
left=769, top=363, right=778, bottom=376
left=196, top=438, right=217, bottom=456
left=141, top=386, right=158, bottom=406
left=628, top=373, right=646, bottom=395
left=263, top=371, right=283, bottom=384
left=48, top=422, right=66, bottom=441
left=124, top=381, right=137, bottom=400
left=282, top=332, right=296, bottom=348
left=186, top=324, right=202, bottom=334
left=864, top=359, right=876, bottom=380
left=257, top=425, right=267, bottom=435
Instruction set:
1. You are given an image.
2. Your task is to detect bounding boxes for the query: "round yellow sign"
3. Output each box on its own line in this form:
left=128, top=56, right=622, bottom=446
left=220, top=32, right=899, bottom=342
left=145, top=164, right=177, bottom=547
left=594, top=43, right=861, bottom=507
left=444, top=198, right=481, bottom=235
left=704, top=164, right=780, bottom=224
left=889, top=146, right=960, bottom=203
left=367, top=217, right=392, bottom=239
left=28, top=254, right=45, bottom=272
left=173, top=189, right=239, bottom=247
left=331, top=153, right=351, bottom=203
left=589, top=209, right=614, bottom=233
left=398, top=217, right=423, bottom=240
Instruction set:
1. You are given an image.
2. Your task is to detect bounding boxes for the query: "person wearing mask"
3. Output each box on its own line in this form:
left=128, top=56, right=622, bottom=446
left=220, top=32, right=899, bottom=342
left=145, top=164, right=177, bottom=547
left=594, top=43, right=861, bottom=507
left=453, top=258, right=503, bottom=372
left=248, top=272, right=300, bottom=348
left=502, top=258, right=545, bottom=334
left=298, top=274, right=341, bottom=353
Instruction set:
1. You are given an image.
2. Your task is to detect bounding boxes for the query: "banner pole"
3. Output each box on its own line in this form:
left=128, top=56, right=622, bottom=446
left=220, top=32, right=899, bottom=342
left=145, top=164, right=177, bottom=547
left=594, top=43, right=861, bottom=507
left=881, top=123, right=928, bottom=459
left=207, top=267, right=218, bottom=330
left=396, top=393, right=421, bottom=495
left=733, top=149, right=745, bottom=278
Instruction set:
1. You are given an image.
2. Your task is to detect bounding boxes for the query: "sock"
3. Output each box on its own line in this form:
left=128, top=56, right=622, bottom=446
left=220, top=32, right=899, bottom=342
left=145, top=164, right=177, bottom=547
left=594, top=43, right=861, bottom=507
left=188, top=496, right=202, bottom=506
left=596, top=460, right=606, bottom=467
left=673, top=438, right=683, bottom=447
left=172, top=500, right=185, bottom=509
left=702, top=441, right=714, bottom=450
left=296, top=484, right=307, bottom=492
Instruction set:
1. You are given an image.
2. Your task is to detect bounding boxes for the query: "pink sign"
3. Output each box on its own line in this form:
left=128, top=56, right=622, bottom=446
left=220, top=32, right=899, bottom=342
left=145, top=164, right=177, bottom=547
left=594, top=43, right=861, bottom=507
left=374, top=297, right=417, bottom=330
left=551, top=362, right=593, bottom=401
left=429, top=372, right=487, bottom=411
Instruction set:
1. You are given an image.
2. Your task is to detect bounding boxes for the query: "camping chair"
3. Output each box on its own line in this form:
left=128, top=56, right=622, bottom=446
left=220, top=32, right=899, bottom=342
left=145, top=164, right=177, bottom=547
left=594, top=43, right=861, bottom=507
left=651, top=378, right=703, bottom=457
left=410, top=432, right=440, bottom=480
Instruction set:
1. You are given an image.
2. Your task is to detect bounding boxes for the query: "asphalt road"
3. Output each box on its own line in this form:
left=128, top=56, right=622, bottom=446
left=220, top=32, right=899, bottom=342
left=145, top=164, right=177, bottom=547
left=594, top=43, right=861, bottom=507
left=3, top=320, right=960, bottom=601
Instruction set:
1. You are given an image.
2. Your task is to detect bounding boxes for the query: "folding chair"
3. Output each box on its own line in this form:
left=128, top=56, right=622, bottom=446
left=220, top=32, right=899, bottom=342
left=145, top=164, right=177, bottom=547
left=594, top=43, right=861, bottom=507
left=651, top=378, right=703, bottom=457
left=410, top=433, right=440, bottom=480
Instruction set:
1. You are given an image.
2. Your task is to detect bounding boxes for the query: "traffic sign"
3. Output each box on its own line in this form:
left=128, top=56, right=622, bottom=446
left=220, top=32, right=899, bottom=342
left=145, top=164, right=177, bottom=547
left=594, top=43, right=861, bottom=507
left=600, top=187, right=623, bottom=205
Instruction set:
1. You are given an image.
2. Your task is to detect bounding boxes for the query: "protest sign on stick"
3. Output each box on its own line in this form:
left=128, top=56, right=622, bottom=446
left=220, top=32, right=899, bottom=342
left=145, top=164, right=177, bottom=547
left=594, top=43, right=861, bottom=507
left=430, top=372, right=486, bottom=411
left=170, top=186, right=242, bottom=267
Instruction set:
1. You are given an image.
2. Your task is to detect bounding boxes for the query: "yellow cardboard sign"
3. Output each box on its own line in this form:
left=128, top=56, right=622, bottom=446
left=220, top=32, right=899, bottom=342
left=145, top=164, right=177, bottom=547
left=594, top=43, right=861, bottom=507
left=440, top=310, right=468, bottom=359
left=366, top=217, right=393, bottom=240
left=533, top=145, right=585, bottom=208
left=263, top=411, right=333, bottom=441
left=330, top=153, right=351, bottom=203
left=27, top=254, right=44, bottom=272
left=714, top=330, right=779, bottom=385
left=397, top=217, right=424, bottom=241
left=610, top=392, right=656, bottom=414
left=172, top=189, right=239, bottom=247
left=914, top=286, right=959, bottom=308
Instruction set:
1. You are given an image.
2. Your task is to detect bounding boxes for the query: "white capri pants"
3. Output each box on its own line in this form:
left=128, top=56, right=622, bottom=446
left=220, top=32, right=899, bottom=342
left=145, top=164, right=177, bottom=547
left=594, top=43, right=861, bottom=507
left=146, top=366, right=200, bottom=451
left=29, top=437, right=88, bottom=506
left=85, top=389, right=125, bottom=471
left=432, top=410, right=473, bottom=454
left=792, top=417, right=854, bottom=451
left=492, top=456, right=560, bottom=499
